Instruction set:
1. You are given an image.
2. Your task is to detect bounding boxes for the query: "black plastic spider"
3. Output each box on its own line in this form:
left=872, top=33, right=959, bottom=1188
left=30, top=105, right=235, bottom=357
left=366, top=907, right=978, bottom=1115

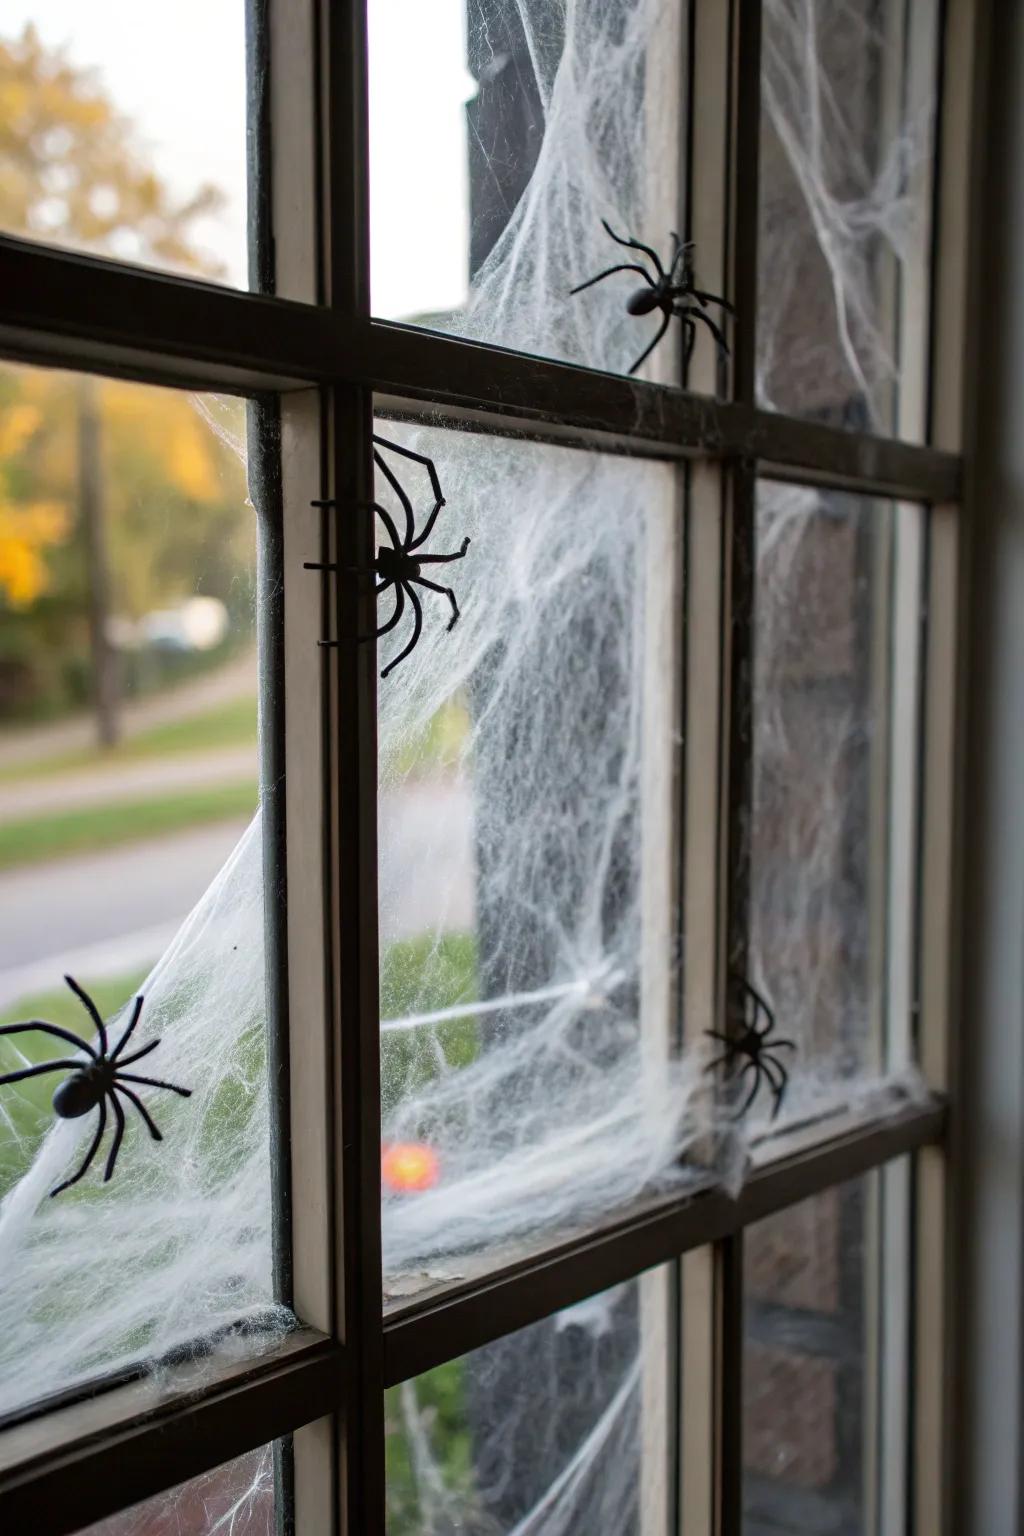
left=0, top=976, right=191, bottom=1197
left=570, top=220, right=734, bottom=376
left=307, top=435, right=469, bottom=679
left=704, top=975, right=796, bottom=1120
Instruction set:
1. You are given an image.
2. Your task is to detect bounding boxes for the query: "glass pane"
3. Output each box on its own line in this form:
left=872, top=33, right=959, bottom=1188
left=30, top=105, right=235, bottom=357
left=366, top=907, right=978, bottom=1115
left=749, top=482, right=923, bottom=1111
left=387, top=1273, right=672, bottom=1533
left=76, top=1439, right=285, bottom=1534
left=758, top=0, right=939, bottom=436
left=0, top=7, right=248, bottom=287
left=376, top=421, right=685, bottom=1294
left=743, top=1170, right=908, bottom=1534
left=368, top=0, right=693, bottom=383
left=0, top=365, right=283, bottom=1417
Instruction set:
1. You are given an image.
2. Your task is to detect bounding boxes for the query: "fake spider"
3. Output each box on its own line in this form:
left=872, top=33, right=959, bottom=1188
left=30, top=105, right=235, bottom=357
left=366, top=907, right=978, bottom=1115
left=306, top=435, right=470, bottom=679
left=570, top=220, right=734, bottom=376
left=0, top=976, right=191, bottom=1197
left=704, top=975, right=795, bottom=1120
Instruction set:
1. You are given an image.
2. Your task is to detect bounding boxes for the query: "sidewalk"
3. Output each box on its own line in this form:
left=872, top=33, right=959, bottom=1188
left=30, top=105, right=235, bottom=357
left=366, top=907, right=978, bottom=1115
left=0, top=651, right=258, bottom=771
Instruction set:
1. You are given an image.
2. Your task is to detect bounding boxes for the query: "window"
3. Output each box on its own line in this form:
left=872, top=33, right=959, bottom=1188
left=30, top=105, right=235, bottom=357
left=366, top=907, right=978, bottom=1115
left=0, top=2, right=979, bottom=1534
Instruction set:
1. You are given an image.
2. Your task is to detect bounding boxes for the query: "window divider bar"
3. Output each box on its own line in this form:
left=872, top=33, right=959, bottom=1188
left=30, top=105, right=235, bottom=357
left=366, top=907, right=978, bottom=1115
left=380, top=1096, right=946, bottom=1388
left=0, top=237, right=961, bottom=502
left=0, top=1333, right=341, bottom=1536
left=321, top=3, right=386, bottom=1536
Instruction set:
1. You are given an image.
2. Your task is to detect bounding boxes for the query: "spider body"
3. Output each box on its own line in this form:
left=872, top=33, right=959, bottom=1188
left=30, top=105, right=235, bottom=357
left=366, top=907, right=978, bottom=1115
left=704, top=976, right=796, bottom=1120
left=52, top=1062, right=112, bottom=1119
left=571, top=220, right=734, bottom=376
left=307, top=435, right=470, bottom=679
left=0, top=976, right=191, bottom=1197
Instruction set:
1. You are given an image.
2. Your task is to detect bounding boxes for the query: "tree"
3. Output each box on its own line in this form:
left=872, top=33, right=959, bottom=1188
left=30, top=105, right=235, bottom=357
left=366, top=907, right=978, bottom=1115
left=0, top=24, right=225, bottom=274
left=0, top=26, right=240, bottom=739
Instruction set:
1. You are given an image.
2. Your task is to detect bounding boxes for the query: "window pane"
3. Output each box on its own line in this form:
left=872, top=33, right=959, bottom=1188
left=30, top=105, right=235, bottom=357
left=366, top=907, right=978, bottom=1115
left=75, top=1438, right=286, bottom=1534
left=387, top=1273, right=672, bottom=1533
left=758, top=0, right=939, bottom=436
left=0, top=7, right=248, bottom=287
left=750, top=482, right=924, bottom=1109
left=376, top=421, right=684, bottom=1293
left=368, top=0, right=692, bottom=383
left=743, top=1169, right=908, bottom=1533
left=0, top=366, right=284, bottom=1417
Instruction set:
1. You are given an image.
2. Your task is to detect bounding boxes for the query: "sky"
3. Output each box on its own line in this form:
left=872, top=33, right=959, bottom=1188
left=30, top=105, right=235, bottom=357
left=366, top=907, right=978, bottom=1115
left=4, top=1, right=473, bottom=317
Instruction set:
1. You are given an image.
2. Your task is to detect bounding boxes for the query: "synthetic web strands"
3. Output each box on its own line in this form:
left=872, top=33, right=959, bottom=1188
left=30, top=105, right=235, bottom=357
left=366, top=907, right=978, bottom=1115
left=0, top=0, right=931, bottom=1522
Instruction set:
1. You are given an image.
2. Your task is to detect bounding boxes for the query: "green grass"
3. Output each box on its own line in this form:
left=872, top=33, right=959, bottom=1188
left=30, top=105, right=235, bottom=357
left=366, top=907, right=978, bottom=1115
left=0, top=695, right=257, bottom=785
left=380, top=933, right=479, bottom=1120
left=0, top=780, right=258, bottom=871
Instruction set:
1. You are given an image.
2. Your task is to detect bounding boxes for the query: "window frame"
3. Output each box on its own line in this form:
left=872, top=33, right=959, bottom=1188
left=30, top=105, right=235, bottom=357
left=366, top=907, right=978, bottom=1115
left=0, top=0, right=982, bottom=1531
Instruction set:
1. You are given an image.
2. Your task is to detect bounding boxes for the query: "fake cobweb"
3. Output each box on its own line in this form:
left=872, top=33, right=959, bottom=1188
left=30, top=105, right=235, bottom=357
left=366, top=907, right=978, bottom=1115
left=0, top=0, right=934, bottom=1526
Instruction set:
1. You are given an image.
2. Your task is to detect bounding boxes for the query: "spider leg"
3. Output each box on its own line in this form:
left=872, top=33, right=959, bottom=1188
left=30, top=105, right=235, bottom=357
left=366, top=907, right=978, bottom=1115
left=64, top=976, right=108, bottom=1056
left=110, top=994, right=145, bottom=1061
left=678, top=304, right=730, bottom=357
left=104, top=1092, right=127, bottom=1180
left=760, top=1057, right=787, bottom=1119
left=0, top=1020, right=96, bottom=1060
left=691, top=288, right=735, bottom=314
left=416, top=537, right=470, bottom=565
left=684, top=318, right=696, bottom=370
left=570, top=262, right=654, bottom=297
left=412, top=575, right=460, bottom=630
left=366, top=581, right=405, bottom=642
left=115, top=1038, right=161, bottom=1068
left=600, top=220, right=665, bottom=278
left=116, top=1072, right=192, bottom=1098
left=372, top=435, right=445, bottom=519
left=703, top=1029, right=734, bottom=1046
left=373, top=504, right=404, bottom=557
left=373, top=446, right=416, bottom=548
left=0, top=1058, right=83, bottom=1087
left=670, top=238, right=695, bottom=281
left=628, top=309, right=672, bottom=376
left=50, top=1098, right=106, bottom=1198
left=705, top=1052, right=734, bottom=1074
left=380, top=584, right=424, bottom=679
left=767, top=1037, right=796, bottom=1051
left=737, top=1061, right=763, bottom=1117
left=116, top=1084, right=163, bottom=1142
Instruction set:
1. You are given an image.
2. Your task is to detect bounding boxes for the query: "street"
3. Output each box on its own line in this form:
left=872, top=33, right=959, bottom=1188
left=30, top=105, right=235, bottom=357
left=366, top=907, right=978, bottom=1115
left=0, top=780, right=474, bottom=1010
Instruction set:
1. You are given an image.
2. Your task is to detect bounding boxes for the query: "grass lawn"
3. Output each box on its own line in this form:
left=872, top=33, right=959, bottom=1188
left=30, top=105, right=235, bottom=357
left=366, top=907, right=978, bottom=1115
left=0, top=695, right=257, bottom=785
left=0, top=780, right=258, bottom=871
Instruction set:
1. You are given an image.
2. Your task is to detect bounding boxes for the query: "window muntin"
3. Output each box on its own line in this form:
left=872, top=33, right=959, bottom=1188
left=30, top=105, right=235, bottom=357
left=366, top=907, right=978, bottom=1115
left=0, top=7, right=248, bottom=288
left=367, top=0, right=691, bottom=384
left=0, top=365, right=285, bottom=1418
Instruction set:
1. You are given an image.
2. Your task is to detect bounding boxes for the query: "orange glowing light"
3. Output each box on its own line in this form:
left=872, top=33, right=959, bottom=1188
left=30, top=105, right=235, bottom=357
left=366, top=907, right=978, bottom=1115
left=381, top=1141, right=440, bottom=1193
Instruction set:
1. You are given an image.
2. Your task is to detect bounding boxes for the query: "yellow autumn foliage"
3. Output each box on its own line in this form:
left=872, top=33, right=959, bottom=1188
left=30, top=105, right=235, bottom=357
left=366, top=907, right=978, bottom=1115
left=0, top=497, right=68, bottom=607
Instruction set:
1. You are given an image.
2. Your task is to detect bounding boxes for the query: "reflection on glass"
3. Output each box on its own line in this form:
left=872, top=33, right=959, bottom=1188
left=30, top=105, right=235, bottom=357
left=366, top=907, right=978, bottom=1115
left=750, top=482, right=922, bottom=1094
left=368, top=0, right=690, bottom=382
left=387, top=1275, right=668, bottom=1535
left=0, top=7, right=248, bottom=286
left=377, top=422, right=684, bottom=1291
left=758, top=0, right=937, bottom=434
left=76, top=1441, right=281, bottom=1534
left=0, top=365, right=272, bottom=1417
left=743, top=1175, right=893, bottom=1534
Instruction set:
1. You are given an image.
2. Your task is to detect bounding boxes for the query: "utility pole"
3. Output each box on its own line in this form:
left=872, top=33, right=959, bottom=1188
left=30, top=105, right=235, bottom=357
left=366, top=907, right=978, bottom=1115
left=77, top=376, right=119, bottom=747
